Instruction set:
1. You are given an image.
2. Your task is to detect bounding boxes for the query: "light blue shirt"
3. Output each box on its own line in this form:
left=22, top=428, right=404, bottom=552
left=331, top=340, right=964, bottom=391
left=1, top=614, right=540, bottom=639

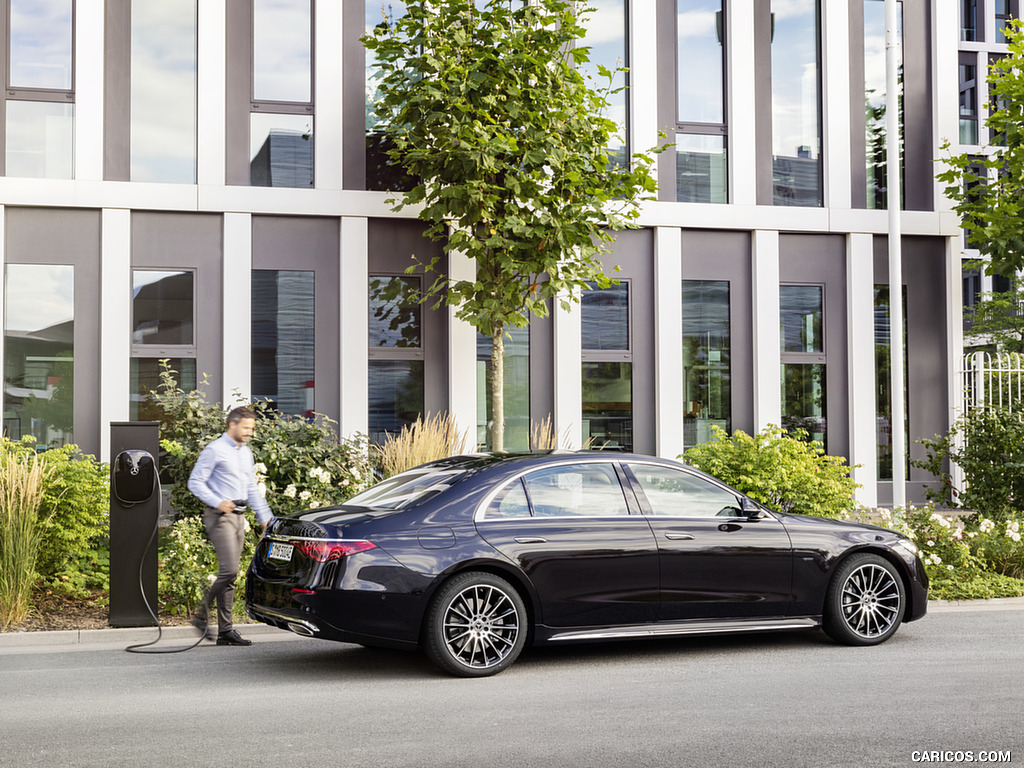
left=188, top=433, right=272, bottom=524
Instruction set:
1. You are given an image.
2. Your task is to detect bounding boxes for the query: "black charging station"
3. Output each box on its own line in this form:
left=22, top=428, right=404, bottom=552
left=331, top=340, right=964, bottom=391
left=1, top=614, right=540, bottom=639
left=109, top=422, right=160, bottom=627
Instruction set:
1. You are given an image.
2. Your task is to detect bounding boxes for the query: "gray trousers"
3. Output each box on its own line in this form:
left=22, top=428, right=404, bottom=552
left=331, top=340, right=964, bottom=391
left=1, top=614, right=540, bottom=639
left=200, top=508, right=245, bottom=633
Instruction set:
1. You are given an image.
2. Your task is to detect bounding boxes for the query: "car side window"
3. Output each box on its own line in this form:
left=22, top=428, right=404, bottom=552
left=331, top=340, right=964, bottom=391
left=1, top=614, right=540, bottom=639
left=522, top=463, right=630, bottom=518
left=485, top=478, right=532, bottom=520
left=627, top=463, right=742, bottom=518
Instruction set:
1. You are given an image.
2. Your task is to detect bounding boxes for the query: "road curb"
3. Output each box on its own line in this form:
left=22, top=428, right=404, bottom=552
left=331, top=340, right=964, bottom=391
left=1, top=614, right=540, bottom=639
left=3, top=597, right=1023, bottom=650
left=0, top=622, right=288, bottom=650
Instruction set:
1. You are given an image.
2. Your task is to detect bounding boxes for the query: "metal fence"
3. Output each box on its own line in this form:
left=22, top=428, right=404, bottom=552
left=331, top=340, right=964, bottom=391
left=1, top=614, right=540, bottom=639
left=961, top=351, right=1024, bottom=412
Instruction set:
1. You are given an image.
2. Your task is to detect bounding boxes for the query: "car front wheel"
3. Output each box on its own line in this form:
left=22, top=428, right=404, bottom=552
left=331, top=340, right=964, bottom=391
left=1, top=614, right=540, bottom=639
left=423, top=571, right=528, bottom=677
left=823, top=553, right=906, bottom=646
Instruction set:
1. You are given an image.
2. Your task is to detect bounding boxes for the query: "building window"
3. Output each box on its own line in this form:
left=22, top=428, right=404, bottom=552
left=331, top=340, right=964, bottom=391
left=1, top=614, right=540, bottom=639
left=961, top=0, right=978, bottom=41
left=252, top=270, right=315, bottom=417
left=250, top=0, right=313, bottom=188
left=3, top=264, right=74, bottom=446
left=995, top=0, right=1018, bottom=44
left=683, top=280, right=731, bottom=450
left=580, top=0, right=628, bottom=167
left=780, top=284, right=826, bottom=448
left=676, top=0, right=727, bottom=203
left=477, top=327, right=530, bottom=451
left=130, top=270, right=196, bottom=419
left=131, top=0, right=197, bottom=184
left=960, top=56, right=979, bottom=146
left=874, top=285, right=907, bottom=481
left=771, top=0, right=822, bottom=207
left=369, top=274, right=423, bottom=442
left=6, top=0, right=74, bottom=179
left=864, top=0, right=903, bottom=210
left=582, top=281, right=632, bottom=452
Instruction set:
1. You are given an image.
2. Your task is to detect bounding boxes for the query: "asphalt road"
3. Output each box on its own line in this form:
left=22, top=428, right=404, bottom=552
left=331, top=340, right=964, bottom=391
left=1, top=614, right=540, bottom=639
left=1, top=606, right=1021, bottom=768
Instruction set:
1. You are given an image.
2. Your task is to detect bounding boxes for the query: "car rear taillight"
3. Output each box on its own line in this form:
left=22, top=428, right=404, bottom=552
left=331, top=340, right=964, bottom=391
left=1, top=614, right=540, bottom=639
left=292, top=539, right=377, bottom=563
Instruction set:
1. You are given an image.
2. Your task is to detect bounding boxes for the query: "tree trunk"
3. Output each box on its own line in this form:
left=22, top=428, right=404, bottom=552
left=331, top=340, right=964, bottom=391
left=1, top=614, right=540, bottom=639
left=491, top=324, right=505, bottom=452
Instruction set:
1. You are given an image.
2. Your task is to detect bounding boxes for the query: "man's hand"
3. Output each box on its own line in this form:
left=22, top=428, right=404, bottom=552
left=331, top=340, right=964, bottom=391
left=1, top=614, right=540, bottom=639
left=217, top=500, right=236, bottom=514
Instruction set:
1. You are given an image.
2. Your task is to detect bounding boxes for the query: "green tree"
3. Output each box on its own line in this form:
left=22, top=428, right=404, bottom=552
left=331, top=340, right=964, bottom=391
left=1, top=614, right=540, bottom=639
left=938, top=19, right=1024, bottom=279
left=964, top=279, right=1024, bottom=353
left=363, top=0, right=662, bottom=450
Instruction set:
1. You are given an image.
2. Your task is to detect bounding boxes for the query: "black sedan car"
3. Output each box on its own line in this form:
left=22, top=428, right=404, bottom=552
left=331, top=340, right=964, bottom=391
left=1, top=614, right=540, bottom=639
left=245, top=452, right=927, bottom=677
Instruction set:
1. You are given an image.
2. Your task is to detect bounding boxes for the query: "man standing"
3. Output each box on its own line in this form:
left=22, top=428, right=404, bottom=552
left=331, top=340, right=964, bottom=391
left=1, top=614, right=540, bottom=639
left=188, top=406, right=272, bottom=646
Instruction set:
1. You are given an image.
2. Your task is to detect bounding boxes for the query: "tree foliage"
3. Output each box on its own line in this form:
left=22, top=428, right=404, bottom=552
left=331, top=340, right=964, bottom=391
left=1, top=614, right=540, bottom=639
left=362, top=0, right=662, bottom=449
left=938, top=19, right=1024, bottom=278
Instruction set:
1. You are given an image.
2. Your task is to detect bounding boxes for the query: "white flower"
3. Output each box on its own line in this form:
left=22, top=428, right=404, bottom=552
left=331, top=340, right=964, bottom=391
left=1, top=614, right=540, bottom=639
left=980, top=518, right=995, bottom=533
left=947, top=565, right=954, bottom=571
left=1010, top=532, right=1022, bottom=543
left=927, top=540, right=935, bottom=547
left=309, top=467, right=331, bottom=484
left=284, top=484, right=297, bottom=498
left=299, top=490, right=312, bottom=501
left=309, top=500, right=320, bottom=509
left=340, top=478, right=350, bottom=487
left=351, top=469, right=361, bottom=481
left=254, top=462, right=267, bottom=478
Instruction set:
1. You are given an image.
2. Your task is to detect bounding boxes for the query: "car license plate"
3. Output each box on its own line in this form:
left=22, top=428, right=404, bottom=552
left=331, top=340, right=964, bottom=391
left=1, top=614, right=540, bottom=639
left=268, top=542, right=294, bottom=562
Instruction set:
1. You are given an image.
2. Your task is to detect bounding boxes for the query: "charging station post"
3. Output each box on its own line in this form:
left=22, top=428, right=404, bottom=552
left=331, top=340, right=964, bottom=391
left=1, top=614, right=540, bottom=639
left=109, top=422, right=160, bottom=627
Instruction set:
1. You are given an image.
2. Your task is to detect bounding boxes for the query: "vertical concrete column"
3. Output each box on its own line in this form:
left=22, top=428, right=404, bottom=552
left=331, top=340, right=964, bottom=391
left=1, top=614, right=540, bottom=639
left=945, top=234, right=966, bottom=494
left=75, top=0, right=104, bottom=181
left=447, top=249, right=478, bottom=447
left=654, top=227, right=684, bottom=459
left=315, top=1, right=344, bottom=190
left=752, top=230, right=781, bottom=431
left=847, top=233, right=878, bottom=509
left=553, top=290, right=583, bottom=449
left=198, top=0, right=227, bottom=187
left=222, top=213, right=252, bottom=407
left=629, top=0, right=659, bottom=159
left=822, top=0, right=852, bottom=210
left=932, top=0, right=960, bottom=213
left=99, top=208, right=132, bottom=462
left=338, top=217, right=369, bottom=439
left=727, top=0, right=757, bottom=207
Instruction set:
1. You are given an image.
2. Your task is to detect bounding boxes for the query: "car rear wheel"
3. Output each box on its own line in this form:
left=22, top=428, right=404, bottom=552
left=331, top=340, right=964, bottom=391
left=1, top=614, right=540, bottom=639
left=423, top=571, right=527, bottom=677
left=823, top=553, right=906, bottom=646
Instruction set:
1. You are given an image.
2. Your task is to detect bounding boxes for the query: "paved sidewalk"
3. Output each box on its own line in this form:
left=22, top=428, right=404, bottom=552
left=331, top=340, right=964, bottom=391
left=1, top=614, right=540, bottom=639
left=2, top=597, right=1022, bottom=652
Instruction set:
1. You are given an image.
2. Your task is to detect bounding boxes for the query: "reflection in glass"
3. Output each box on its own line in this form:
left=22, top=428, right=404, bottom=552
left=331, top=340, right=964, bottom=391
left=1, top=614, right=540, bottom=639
left=676, top=134, right=727, bottom=203
left=130, top=358, right=197, bottom=422
left=9, top=0, right=73, bottom=90
left=254, top=0, right=312, bottom=103
left=780, top=285, right=823, bottom=354
left=677, top=0, right=724, bottom=124
left=959, top=62, right=978, bottom=146
left=864, top=0, right=903, bottom=210
left=5, top=101, right=73, bottom=179
left=582, top=283, right=629, bottom=351
left=771, top=0, right=822, bottom=207
left=582, top=362, right=632, bottom=452
left=131, top=0, right=197, bottom=184
left=369, top=360, right=424, bottom=443
left=781, top=363, right=826, bottom=448
left=252, top=271, right=315, bottom=417
left=133, top=271, right=194, bottom=345
left=4, top=264, right=74, bottom=446
left=523, top=463, right=630, bottom=517
left=477, top=327, right=530, bottom=451
left=250, top=114, right=314, bottom=187
left=628, top=463, right=740, bottom=517
left=961, top=0, right=977, bottom=41
left=996, top=0, right=1013, bottom=43
left=683, top=280, right=731, bottom=450
left=874, top=286, right=908, bottom=480
left=369, top=276, right=421, bottom=348
left=580, top=0, right=628, bottom=166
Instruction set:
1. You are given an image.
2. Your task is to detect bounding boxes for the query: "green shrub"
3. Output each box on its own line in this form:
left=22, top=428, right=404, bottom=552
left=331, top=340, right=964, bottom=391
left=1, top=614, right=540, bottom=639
left=149, top=361, right=374, bottom=519
left=0, top=437, right=109, bottom=597
left=0, top=452, right=50, bottom=630
left=158, top=514, right=256, bottom=618
left=914, top=406, right=1024, bottom=520
left=682, top=424, right=859, bottom=517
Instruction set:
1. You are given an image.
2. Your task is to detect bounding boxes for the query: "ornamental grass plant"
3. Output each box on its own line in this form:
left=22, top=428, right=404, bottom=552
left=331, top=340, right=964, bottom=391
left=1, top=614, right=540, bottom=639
left=0, top=453, right=51, bottom=630
left=377, top=413, right=471, bottom=478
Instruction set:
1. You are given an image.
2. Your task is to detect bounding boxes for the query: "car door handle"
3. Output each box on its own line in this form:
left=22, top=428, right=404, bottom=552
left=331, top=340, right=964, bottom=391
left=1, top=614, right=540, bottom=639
left=514, top=536, right=547, bottom=544
left=664, top=533, right=695, bottom=541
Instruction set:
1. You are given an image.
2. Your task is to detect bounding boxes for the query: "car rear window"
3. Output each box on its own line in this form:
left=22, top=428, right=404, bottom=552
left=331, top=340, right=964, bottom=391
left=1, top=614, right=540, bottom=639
left=344, top=468, right=466, bottom=510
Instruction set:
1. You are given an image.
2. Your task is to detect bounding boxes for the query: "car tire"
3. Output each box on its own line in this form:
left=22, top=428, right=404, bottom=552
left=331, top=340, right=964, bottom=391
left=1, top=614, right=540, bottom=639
left=823, top=553, right=906, bottom=646
left=423, top=571, right=528, bottom=677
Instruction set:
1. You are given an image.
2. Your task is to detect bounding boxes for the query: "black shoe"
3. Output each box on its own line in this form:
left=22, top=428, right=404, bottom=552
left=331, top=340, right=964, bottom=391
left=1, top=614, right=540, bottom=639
left=191, top=615, right=214, bottom=640
left=216, top=630, right=253, bottom=646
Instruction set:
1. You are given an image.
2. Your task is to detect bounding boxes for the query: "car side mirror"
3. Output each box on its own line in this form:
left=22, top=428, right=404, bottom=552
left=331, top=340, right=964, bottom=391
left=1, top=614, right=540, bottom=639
left=740, top=496, right=767, bottom=519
